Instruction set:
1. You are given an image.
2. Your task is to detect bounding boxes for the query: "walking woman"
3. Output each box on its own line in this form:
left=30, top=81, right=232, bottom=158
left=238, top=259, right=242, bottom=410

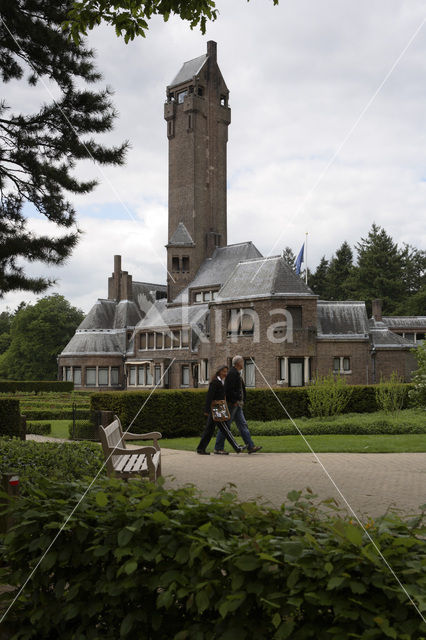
left=196, top=365, right=244, bottom=455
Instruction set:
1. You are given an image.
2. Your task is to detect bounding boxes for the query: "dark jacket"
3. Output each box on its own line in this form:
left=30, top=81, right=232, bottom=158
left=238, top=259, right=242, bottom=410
left=224, top=366, right=246, bottom=405
left=204, top=377, right=226, bottom=413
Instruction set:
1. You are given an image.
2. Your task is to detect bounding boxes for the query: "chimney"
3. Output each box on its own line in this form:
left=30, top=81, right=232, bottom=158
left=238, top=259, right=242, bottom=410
left=108, top=255, right=122, bottom=300
left=372, top=299, right=382, bottom=322
left=207, top=40, right=217, bottom=61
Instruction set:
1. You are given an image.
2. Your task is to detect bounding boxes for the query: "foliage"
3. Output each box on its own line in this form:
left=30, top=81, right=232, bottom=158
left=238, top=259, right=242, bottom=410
left=375, top=372, right=406, bottom=413
left=0, top=309, right=12, bottom=354
left=68, top=419, right=98, bottom=440
left=308, top=256, right=329, bottom=298
left=1, top=479, right=425, bottom=639
left=0, top=295, right=83, bottom=380
left=0, top=398, right=23, bottom=438
left=22, top=408, right=90, bottom=421
left=0, top=380, right=74, bottom=394
left=0, top=1, right=127, bottom=294
left=65, top=0, right=278, bottom=43
left=282, top=246, right=296, bottom=271
left=26, top=421, right=52, bottom=436
left=307, top=373, right=353, bottom=417
left=325, top=241, right=354, bottom=300
left=409, top=342, right=426, bottom=408
left=0, top=438, right=103, bottom=488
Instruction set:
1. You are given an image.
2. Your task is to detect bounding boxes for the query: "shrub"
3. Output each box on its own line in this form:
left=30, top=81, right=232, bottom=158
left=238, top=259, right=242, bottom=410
left=26, top=422, right=51, bottom=436
left=24, top=408, right=90, bottom=421
left=68, top=420, right=98, bottom=441
left=409, top=343, right=426, bottom=408
left=0, top=399, right=24, bottom=439
left=375, top=372, right=407, bottom=412
left=0, top=380, right=73, bottom=394
left=0, top=438, right=103, bottom=489
left=307, top=373, right=353, bottom=417
left=1, top=479, right=425, bottom=639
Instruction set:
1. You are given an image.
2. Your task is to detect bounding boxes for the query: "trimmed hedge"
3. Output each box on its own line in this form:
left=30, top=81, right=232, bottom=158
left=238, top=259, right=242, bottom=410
left=24, top=408, right=90, bottom=421
left=2, top=479, right=425, bottom=639
left=68, top=420, right=98, bottom=441
left=26, top=422, right=52, bottom=436
left=91, top=384, right=415, bottom=438
left=0, top=380, right=73, bottom=394
left=0, top=399, right=24, bottom=439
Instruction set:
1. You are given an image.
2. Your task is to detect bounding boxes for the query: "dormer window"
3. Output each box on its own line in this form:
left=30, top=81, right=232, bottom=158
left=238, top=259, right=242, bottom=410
left=182, top=256, right=190, bottom=272
left=172, top=256, right=180, bottom=272
left=178, top=90, right=188, bottom=104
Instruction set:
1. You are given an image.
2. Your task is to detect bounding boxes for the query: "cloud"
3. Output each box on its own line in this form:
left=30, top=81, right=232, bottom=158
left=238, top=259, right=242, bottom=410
left=1, top=0, right=425, bottom=313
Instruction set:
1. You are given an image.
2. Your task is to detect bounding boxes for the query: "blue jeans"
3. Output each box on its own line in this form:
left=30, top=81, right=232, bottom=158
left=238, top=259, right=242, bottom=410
left=215, top=404, right=255, bottom=450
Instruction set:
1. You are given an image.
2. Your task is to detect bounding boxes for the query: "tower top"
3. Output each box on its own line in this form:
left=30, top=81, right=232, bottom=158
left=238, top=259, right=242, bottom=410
left=168, top=41, right=219, bottom=89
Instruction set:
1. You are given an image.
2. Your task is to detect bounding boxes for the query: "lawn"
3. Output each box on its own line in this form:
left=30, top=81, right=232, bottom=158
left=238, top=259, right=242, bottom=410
left=160, top=434, right=426, bottom=453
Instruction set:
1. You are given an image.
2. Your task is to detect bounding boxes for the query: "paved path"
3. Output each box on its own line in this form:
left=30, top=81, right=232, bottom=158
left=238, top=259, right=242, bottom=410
left=27, top=436, right=425, bottom=516
left=162, top=449, right=426, bottom=517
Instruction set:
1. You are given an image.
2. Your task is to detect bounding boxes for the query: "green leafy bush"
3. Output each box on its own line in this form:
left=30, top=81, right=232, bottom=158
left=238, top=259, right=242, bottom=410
left=1, top=479, right=425, bottom=639
left=0, top=438, right=103, bottom=488
left=68, top=420, right=98, bottom=440
left=23, top=408, right=90, bottom=421
left=307, top=373, right=353, bottom=417
left=409, top=343, right=426, bottom=408
left=0, top=399, right=24, bottom=439
left=26, top=421, right=51, bottom=436
left=0, top=380, right=73, bottom=394
left=375, top=372, right=407, bottom=412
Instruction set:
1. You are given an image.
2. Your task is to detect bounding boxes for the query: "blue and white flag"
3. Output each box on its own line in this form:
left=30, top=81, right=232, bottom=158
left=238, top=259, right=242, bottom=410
left=295, top=243, right=304, bottom=275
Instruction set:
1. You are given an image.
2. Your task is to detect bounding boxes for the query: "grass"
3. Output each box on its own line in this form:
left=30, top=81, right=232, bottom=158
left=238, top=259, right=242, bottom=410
left=161, top=434, right=426, bottom=453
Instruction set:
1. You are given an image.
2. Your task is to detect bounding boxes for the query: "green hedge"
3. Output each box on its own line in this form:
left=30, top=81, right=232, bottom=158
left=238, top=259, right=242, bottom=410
left=26, top=422, right=52, bottom=436
left=0, top=380, right=74, bottom=394
left=0, top=399, right=24, bottom=439
left=24, top=408, right=90, bottom=421
left=0, top=438, right=103, bottom=488
left=91, top=384, right=415, bottom=437
left=68, top=420, right=98, bottom=441
left=2, top=479, right=425, bottom=639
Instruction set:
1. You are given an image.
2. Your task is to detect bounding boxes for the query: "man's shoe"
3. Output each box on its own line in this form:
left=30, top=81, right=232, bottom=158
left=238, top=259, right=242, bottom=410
left=196, top=450, right=210, bottom=455
left=247, top=446, right=262, bottom=454
left=235, top=445, right=248, bottom=454
left=213, top=450, right=229, bottom=455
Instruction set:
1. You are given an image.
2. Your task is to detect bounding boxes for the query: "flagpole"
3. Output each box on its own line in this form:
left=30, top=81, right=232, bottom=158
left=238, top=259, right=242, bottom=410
left=305, top=232, right=308, bottom=285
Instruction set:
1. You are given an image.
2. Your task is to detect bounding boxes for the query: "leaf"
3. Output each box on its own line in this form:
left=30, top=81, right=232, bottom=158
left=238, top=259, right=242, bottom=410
left=345, top=524, right=363, bottom=546
left=272, top=612, right=281, bottom=629
left=120, top=613, right=135, bottom=635
left=234, top=555, right=260, bottom=571
left=118, top=526, right=134, bottom=547
left=95, top=491, right=108, bottom=507
left=275, top=619, right=295, bottom=639
left=40, top=552, right=57, bottom=571
left=124, top=560, right=138, bottom=575
left=327, top=576, right=346, bottom=590
left=287, top=490, right=301, bottom=502
left=195, top=589, right=209, bottom=613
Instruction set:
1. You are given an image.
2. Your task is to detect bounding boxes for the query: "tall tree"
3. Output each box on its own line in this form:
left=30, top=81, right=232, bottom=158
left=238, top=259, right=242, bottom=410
left=65, top=1, right=278, bottom=44
left=0, top=1, right=127, bottom=296
left=326, top=241, right=354, bottom=300
left=309, top=256, right=329, bottom=299
left=0, top=295, right=83, bottom=380
left=282, top=246, right=296, bottom=271
left=0, top=308, right=12, bottom=355
left=353, top=223, right=405, bottom=315
left=400, top=243, right=426, bottom=297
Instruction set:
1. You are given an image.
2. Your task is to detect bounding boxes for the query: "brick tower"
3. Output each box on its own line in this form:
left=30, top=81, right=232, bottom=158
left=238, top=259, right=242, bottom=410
left=164, top=41, right=231, bottom=301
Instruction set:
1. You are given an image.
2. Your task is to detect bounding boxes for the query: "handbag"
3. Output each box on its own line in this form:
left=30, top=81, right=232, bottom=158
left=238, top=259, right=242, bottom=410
left=211, top=399, right=230, bottom=422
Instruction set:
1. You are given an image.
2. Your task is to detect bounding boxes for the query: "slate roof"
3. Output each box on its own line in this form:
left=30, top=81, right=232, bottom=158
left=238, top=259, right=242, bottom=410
left=78, top=300, right=116, bottom=331
left=369, top=319, right=415, bottom=349
left=136, top=299, right=209, bottom=331
left=217, top=255, right=315, bottom=302
left=61, top=330, right=126, bottom=356
left=174, top=242, right=263, bottom=303
left=381, top=316, right=426, bottom=330
left=170, top=54, right=207, bottom=87
left=169, top=222, right=194, bottom=246
left=317, top=302, right=369, bottom=339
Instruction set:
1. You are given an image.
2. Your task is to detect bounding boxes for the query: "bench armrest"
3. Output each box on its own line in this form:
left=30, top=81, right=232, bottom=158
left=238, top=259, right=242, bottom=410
left=124, top=431, right=162, bottom=441
left=107, top=446, right=157, bottom=456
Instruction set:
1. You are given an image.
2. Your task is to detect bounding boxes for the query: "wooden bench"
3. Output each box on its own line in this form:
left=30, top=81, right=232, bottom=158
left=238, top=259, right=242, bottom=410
left=99, top=416, right=162, bottom=482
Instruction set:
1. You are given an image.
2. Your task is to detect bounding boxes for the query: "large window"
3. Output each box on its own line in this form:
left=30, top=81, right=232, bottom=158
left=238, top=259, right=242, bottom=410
left=129, top=366, right=136, bottom=386
left=154, top=365, right=162, bottom=385
left=86, top=368, right=96, bottom=387
left=73, top=367, right=82, bottom=386
left=64, top=366, right=72, bottom=382
left=333, top=357, right=351, bottom=374
left=110, top=367, right=119, bottom=386
left=155, top=332, right=163, bottom=349
left=147, top=332, right=155, bottom=349
left=244, top=359, right=255, bottom=387
left=181, top=328, right=189, bottom=348
left=181, top=365, right=190, bottom=387
left=201, top=359, right=209, bottom=382
left=140, top=333, right=146, bottom=350
left=98, top=367, right=108, bottom=386
left=182, top=256, right=190, bottom=272
left=227, top=309, right=256, bottom=336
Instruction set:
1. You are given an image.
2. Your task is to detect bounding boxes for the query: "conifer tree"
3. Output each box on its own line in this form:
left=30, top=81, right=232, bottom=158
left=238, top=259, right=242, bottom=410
left=0, top=1, right=127, bottom=295
left=326, top=241, right=354, bottom=300
left=309, top=256, right=329, bottom=298
left=282, top=246, right=296, bottom=271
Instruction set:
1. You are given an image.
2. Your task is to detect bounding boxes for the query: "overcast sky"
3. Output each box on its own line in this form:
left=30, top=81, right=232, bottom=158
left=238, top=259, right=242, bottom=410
left=2, top=0, right=426, bottom=313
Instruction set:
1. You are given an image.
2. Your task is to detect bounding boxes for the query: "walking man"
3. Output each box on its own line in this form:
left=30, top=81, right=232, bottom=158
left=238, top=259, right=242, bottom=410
left=214, top=355, right=262, bottom=455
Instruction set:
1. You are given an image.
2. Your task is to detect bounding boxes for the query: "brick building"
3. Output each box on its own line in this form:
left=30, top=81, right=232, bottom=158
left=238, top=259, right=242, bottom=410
left=59, top=42, right=423, bottom=390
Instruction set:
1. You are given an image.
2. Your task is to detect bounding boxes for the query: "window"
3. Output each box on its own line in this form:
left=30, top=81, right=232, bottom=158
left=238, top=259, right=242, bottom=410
left=343, top=357, right=350, bottom=372
left=405, top=333, right=415, bottom=342
left=155, top=332, right=163, bottom=349
left=181, top=328, right=189, bottom=347
left=129, top=366, right=136, bottom=386
left=227, top=309, right=255, bottom=336
left=98, top=368, right=108, bottom=386
left=333, top=357, right=340, bottom=373
left=333, top=357, right=351, bottom=374
left=181, top=365, right=190, bottom=387
left=154, top=365, right=162, bottom=385
left=212, top=291, right=217, bottom=300
left=278, top=358, right=287, bottom=381
left=64, top=366, right=72, bottom=382
left=416, top=332, right=425, bottom=344
left=244, top=359, right=255, bottom=387
left=147, top=332, right=155, bottom=349
left=203, top=291, right=211, bottom=302
left=220, top=95, right=227, bottom=107
left=138, top=366, right=145, bottom=386
left=172, top=330, right=180, bottom=349
left=86, top=368, right=96, bottom=387
left=73, top=367, right=82, bottom=386
left=140, top=333, right=146, bottom=350
left=178, top=90, right=188, bottom=103
left=201, top=359, right=209, bottom=382
left=287, top=306, right=302, bottom=329
left=172, top=256, right=180, bottom=272
left=182, top=256, right=189, bottom=272
left=146, top=366, right=153, bottom=386
left=110, top=367, right=119, bottom=386
left=164, top=332, right=172, bottom=349
left=195, top=292, right=203, bottom=303
left=197, top=86, right=204, bottom=96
